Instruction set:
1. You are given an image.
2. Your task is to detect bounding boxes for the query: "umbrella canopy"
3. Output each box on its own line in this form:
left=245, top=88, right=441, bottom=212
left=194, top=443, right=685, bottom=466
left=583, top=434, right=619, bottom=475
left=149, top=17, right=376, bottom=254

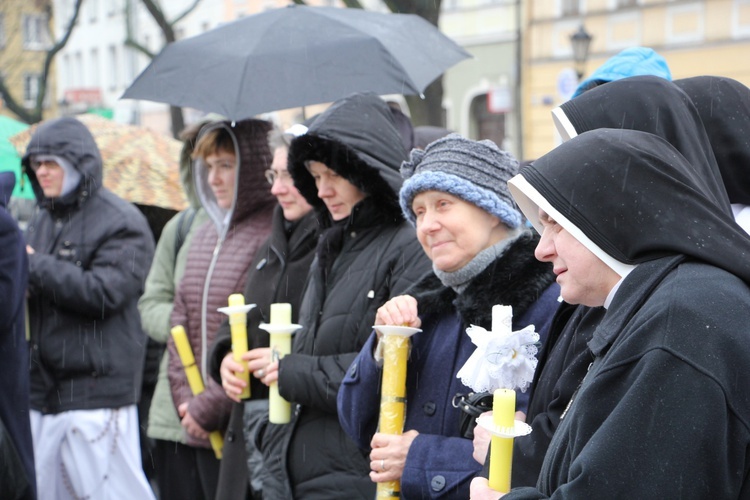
left=121, top=4, right=471, bottom=121
left=10, top=114, right=187, bottom=210
left=0, top=115, right=34, bottom=200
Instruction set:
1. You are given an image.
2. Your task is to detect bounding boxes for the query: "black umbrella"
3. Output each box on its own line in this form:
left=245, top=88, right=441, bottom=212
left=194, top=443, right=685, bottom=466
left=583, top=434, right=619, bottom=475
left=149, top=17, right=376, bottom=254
left=121, top=5, right=471, bottom=121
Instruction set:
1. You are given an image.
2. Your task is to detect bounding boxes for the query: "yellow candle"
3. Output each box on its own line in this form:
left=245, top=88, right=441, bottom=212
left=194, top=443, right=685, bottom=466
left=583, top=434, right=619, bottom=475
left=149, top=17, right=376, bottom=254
left=170, top=325, right=224, bottom=459
left=268, top=303, right=293, bottom=424
left=488, top=388, right=515, bottom=493
left=270, top=303, right=292, bottom=324
left=377, top=334, right=410, bottom=498
left=171, top=325, right=204, bottom=395
left=228, top=294, right=251, bottom=400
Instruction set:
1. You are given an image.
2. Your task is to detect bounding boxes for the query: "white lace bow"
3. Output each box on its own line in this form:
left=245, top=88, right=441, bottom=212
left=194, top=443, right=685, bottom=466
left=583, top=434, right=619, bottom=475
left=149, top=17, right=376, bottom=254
left=456, top=307, right=539, bottom=393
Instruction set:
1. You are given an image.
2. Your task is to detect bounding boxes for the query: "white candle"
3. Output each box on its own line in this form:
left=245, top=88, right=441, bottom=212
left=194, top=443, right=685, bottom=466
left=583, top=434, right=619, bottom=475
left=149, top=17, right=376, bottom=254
left=492, top=304, right=513, bottom=335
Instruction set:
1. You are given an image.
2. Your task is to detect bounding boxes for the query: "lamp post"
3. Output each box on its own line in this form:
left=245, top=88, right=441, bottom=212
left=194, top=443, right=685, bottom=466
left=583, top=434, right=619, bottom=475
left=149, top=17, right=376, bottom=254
left=570, top=25, right=593, bottom=81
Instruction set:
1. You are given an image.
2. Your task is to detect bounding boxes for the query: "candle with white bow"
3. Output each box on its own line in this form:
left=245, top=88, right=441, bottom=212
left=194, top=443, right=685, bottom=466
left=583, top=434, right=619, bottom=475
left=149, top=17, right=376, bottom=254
left=457, top=304, right=537, bottom=494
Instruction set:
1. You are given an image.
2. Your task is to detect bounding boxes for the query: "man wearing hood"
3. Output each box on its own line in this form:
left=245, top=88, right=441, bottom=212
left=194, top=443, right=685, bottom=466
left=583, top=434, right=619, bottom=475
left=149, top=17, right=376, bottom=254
left=253, top=92, right=432, bottom=499
left=23, top=117, right=155, bottom=499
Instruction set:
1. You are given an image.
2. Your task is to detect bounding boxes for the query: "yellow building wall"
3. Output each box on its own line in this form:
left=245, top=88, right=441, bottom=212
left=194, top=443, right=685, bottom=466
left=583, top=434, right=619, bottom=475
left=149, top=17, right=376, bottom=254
left=0, top=0, right=58, bottom=122
left=522, top=0, right=750, bottom=160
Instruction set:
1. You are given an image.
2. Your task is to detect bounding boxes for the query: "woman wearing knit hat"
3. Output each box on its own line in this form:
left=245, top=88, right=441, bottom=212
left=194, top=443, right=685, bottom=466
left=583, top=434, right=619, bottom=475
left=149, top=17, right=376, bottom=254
left=472, top=128, right=750, bottom=498
left=337, top=133, right=560, bottom=499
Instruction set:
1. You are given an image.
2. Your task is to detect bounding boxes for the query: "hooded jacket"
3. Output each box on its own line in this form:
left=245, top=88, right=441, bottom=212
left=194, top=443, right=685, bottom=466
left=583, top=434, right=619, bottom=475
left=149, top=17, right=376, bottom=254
left=258, top=93, right=432, bottom=499
left=23, top=116, right=155, bottom=414
left=140, top=121, right=210, bottom=443
left=504, top=128, right=750, bottom=498
left=167, top=119, right=276, bottom=449
left=571, top=46, right=671, bottom=98
left=338, top=232, right=560, bottom=499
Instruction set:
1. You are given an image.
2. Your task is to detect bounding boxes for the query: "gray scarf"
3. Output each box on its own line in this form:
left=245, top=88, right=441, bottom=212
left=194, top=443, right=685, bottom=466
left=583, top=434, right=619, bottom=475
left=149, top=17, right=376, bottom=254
left=433, top=228, right=525, bottom=293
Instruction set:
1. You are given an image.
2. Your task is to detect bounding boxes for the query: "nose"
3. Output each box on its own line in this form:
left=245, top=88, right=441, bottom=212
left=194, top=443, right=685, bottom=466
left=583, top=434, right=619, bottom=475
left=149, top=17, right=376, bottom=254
left=534, top=227, right=555, bottom=262
left=208, top=168, right=220, bottom=186
left=317, top=177, right=333, bottom=199
left=270, top=176, right=287, bottom=196
left=416, top=208, right=440, bottom=235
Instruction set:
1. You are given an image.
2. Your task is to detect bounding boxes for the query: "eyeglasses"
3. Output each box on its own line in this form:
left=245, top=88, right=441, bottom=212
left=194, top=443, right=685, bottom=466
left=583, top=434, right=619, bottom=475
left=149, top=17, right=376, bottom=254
left=30, top=159, right=61, bottom=172
left=264, top=169, right=293, bottom=185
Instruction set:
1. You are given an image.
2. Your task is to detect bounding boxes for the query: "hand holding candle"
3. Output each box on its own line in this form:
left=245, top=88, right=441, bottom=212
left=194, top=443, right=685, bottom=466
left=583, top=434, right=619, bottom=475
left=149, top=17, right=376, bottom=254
left=258, top=303, right=301, bottom=424
left=460, top=304, right=534, bottom=495
left=170, top=325, right=224, bottom=459
left=227, top=294, right=251, bottom=399
left=372, top=324, right=420, bottom=499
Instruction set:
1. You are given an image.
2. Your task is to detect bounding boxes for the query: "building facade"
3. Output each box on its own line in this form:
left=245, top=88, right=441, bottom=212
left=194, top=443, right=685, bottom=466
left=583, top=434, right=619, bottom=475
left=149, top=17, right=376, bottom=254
left=53, top=0, right=224, bottom=132
left=523, top=0, right=750, bottom=159
left=0, top=0, right=58, bottom=122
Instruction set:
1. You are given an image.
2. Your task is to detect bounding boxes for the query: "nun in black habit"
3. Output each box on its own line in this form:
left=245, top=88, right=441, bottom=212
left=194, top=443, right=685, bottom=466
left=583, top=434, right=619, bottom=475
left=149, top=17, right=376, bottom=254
left=674, top=75, right=750, bottom=231
left=501, top=74, right=736, bottom=489
left=472, top=128, right=750, bottom=499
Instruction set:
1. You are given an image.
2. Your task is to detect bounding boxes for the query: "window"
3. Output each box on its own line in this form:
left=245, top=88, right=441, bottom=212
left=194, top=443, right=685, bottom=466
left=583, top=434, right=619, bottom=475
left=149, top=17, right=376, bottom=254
left=90, top=48, right=100, bottom=88
left=615, top=0, right=638, bottom=8
left=561, top=0, right=580, bottom=16
left=109, top=45, right=119, bottom=91
left=88, top=0, right=98, bottom=22
left=108, top=0, right=120, bottom=17
left=22, top=14, right=50, bottom=50
left=23, top=74, right=41, bottom=108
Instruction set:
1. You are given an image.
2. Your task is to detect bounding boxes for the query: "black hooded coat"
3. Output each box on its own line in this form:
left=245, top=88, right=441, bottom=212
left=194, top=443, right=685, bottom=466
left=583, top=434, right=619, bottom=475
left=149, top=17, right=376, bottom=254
left=23, top=117, right=155, bottom=414
left=504, top=128, right=750, bottom=498
left=257, top=93, right=432, bottom=499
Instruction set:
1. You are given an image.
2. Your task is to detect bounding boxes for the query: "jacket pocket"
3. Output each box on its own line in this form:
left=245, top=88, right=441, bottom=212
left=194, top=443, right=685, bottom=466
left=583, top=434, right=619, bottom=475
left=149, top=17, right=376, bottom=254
left=40, top=319, right=112, bottom=378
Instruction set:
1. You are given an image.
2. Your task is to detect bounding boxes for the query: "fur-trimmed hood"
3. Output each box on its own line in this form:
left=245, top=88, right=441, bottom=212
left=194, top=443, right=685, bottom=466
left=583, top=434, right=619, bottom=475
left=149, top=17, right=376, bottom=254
left=409, top=231, right=556, bottom=328
left=287, top=92, right=408, bottom=223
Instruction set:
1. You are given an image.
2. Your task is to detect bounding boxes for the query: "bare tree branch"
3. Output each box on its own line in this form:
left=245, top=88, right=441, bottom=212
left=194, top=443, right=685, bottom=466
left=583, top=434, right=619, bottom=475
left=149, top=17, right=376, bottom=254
left=172, top=0, right=202, bottom=25
left=140, top=0, right=175, bottom=42
left=340, top=0, right=364, bottom=8
left=35, top=0, right=85, bottom=111
left=126, top=0, right=205, bottom=137
left=0, top=0, right=85, bottom=123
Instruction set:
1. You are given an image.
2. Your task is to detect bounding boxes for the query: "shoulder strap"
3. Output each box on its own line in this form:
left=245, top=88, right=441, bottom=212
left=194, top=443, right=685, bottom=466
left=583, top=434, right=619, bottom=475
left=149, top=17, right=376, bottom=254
left=174, top=207, right=197, bottom=258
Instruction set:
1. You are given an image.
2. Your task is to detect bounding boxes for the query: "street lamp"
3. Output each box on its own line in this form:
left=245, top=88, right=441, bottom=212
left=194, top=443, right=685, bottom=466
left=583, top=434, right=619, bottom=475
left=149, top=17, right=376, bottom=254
left=570, top=25, right=593, bottom=81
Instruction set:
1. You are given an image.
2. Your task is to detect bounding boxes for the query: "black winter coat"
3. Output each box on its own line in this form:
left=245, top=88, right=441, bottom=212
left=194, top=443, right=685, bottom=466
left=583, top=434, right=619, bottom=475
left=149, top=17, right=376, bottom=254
left=258, top=93, right=432, bottom=499
left=506, top=257, right=750, bottom=498
left=23, top=117, right=155, bottom=414
left=208, top=206, right=319, bottom=500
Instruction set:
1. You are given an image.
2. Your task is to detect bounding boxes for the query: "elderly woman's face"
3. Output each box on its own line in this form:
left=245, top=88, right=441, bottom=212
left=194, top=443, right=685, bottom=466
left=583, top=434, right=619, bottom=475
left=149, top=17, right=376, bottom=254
left=535, top=209, right=620, bottom=307
left=413, top=190, right=507, bottom=273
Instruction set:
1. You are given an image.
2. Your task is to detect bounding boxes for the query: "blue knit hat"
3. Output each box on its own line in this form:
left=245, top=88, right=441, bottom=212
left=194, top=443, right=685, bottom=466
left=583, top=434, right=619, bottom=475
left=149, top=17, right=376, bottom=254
left=399, top=133, right=522, bottom=228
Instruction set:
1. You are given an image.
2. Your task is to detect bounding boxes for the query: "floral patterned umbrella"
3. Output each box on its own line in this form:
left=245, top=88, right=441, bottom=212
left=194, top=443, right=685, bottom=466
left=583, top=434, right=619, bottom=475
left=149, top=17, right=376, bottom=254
left=10, top=114, right=187, bottom=210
